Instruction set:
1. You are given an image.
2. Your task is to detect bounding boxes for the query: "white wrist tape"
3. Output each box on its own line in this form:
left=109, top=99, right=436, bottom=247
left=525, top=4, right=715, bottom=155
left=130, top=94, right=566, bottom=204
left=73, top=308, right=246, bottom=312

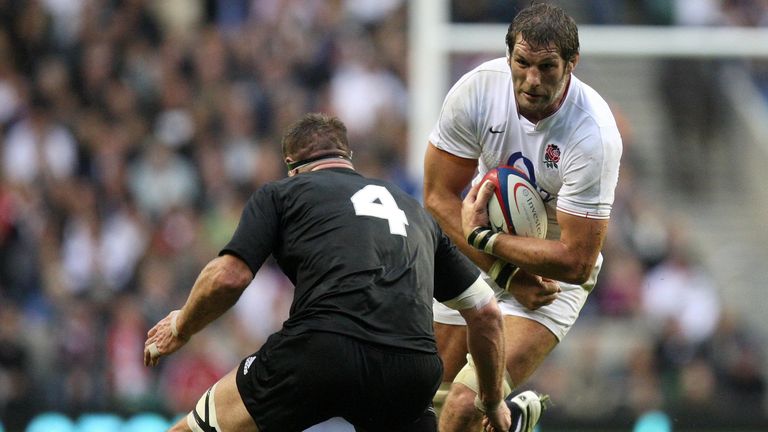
left=487, top=259, right=519, bottom=290
left=467, top=227, right=498, bottom=254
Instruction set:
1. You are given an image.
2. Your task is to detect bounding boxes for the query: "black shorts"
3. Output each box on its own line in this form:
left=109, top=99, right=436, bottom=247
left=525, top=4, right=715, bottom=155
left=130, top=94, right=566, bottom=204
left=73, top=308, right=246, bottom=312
left=235, top=330, right=443, bottom=432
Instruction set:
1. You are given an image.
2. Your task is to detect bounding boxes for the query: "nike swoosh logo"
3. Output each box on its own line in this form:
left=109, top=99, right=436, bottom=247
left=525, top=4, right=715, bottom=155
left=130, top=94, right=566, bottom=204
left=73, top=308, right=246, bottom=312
left=489, top=126, right=505, bottom=134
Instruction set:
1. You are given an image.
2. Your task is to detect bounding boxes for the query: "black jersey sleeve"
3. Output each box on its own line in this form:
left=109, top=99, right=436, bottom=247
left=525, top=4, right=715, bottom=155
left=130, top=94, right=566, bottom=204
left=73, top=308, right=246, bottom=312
left=219, top=184, right=280, bottom=274
left=433, top=224, right=481, bottom=302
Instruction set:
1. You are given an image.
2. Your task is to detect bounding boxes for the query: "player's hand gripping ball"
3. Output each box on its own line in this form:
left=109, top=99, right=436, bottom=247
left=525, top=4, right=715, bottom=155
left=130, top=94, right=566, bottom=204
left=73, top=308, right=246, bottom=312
left=481, top=166, right=548, bottom=239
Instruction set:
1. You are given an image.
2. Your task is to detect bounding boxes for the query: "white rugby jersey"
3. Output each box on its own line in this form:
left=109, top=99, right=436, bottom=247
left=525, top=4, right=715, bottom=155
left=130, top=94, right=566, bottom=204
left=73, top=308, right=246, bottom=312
left=430, top=57, right=622, bottom=242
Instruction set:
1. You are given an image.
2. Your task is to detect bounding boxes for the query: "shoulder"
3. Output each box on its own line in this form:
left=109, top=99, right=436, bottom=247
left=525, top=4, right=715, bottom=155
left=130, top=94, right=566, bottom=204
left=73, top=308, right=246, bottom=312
left=551, top=78, right=623, bottom=161
left=246, top=174, right=314, bottom=209
left=472, top=57, right=511, bottom=74
left=448, top=57, right=511, bottom=96
left=566, top=76, right=619, bottom=129
left=438, top=57, right=511, bottom=134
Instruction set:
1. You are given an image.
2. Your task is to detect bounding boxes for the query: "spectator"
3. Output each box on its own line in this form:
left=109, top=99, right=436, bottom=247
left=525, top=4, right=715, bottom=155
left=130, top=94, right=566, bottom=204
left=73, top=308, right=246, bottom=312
left=705, top=309, right=767, bottom=416
left=127, top=140, right=201, bottom=219
left=2, top=93, right=78, bottom=187
left=642, top=228, right=721, bottom=346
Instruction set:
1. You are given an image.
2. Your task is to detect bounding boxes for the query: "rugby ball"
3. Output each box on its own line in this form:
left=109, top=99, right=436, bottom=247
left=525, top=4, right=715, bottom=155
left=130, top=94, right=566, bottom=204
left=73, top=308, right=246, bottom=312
left=481, top=166, right=547, bottom=239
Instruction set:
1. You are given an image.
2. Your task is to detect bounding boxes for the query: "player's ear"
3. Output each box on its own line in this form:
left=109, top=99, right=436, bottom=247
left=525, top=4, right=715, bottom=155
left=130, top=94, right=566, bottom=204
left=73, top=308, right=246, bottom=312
left=566, top=53, right=579, bottom=74
left=285, top=157, right=299, bottom=176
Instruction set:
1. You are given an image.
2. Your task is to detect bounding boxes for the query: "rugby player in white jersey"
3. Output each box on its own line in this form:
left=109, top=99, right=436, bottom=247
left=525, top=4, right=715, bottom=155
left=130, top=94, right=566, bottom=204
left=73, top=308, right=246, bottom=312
left=423, top=4, right=622, bottom=432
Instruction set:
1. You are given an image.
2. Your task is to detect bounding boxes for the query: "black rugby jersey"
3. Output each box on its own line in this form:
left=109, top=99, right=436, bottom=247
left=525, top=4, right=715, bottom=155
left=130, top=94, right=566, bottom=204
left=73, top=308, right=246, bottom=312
left=221, top=168, right=479, bottom=353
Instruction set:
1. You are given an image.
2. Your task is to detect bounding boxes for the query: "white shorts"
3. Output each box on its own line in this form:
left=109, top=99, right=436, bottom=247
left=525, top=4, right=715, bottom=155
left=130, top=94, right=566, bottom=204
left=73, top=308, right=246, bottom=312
left=434, top=254, right=602, bottom=341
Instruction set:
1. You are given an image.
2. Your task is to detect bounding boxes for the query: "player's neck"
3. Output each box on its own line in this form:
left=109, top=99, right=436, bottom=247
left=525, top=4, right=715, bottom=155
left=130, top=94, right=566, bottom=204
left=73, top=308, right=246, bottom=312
left=306, top=158, right=355, bottom=172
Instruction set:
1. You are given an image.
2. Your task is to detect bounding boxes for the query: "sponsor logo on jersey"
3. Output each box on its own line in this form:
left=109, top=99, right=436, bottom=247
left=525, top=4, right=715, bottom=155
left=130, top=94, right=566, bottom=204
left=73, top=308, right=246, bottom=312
left=488, top=125, right=505, bottom=134
left=543, top=144, right=560, bottom=169
left=243, top=356, right=256, bottom=375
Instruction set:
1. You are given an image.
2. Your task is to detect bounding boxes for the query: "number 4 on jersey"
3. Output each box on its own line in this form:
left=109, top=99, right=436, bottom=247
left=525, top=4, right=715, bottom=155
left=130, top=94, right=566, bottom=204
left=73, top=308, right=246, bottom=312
left=350, top=185, right=409, bottom=236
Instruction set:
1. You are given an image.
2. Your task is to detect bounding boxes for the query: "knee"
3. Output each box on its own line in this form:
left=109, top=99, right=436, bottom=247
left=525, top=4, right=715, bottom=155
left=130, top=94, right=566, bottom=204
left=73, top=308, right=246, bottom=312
left=439, top=385, right=482, bottom=431
left=505, top=350, right=542, bottom=385
left=445, top=384, right=479, bottom=417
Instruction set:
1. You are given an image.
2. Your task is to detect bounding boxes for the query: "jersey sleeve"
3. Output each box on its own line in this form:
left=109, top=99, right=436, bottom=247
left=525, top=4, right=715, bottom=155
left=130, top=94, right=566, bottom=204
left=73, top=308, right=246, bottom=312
left=556, top=124, right=622, bottom=219
left=428, top=71, right=482, bottom=159
left=433, top=226, right=482, bottom=302
left=219, top=184, right=280, bottom=274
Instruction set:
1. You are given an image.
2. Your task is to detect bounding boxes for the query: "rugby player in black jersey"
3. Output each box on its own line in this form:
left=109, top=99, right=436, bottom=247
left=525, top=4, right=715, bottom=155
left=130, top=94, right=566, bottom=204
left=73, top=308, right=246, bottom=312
left=143, top=113, right=511, bottom=432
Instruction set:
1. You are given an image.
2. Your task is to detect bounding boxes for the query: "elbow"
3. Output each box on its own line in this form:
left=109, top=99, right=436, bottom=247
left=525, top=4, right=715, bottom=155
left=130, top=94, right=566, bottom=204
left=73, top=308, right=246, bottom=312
left=563, top=274, right=589, bottom=286
left=481, top=301, right=503, bottom=326
left=561, top=259, right=594, bottom=285
left=424, top=188, right=455, bottom=222
left=216, top=269, right=251, bottom=293
left=423, top=190, right=440, bottom=215
left=466, top=298, right=503, bottom=328
left=209, top=257, right=253, bottom=295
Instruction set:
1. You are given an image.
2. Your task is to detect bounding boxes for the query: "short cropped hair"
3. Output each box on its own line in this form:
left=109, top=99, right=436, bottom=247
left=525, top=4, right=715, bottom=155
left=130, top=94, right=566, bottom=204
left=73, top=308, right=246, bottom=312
left=506, top=3, right=580, bottom=62
left=281, top=113, right=351, bottom=162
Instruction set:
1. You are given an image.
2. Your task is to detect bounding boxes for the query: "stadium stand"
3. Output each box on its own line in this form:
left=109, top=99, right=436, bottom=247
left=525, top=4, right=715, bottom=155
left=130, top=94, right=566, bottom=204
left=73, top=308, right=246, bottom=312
left=0, top=1, right=766, bottom=430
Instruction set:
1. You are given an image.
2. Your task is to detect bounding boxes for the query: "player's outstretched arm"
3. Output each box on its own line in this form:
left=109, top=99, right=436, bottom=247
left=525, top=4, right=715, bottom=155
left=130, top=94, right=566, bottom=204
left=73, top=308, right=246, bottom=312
left=458, top=299, right=511, bottom=431
left=144, top=254, right=253, bottom=367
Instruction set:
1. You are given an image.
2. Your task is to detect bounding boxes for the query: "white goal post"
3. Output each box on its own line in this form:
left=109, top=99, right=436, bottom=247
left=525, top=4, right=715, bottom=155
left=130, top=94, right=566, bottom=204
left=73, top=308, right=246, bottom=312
left=407, top=0, right=768, bottom=181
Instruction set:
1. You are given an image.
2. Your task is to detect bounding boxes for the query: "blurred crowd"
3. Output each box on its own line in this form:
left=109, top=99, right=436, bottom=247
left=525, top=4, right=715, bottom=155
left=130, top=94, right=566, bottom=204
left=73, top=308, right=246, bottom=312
left=0, top=0, right=766, bottom=431
left=0, top=1, right=411, bottom=429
